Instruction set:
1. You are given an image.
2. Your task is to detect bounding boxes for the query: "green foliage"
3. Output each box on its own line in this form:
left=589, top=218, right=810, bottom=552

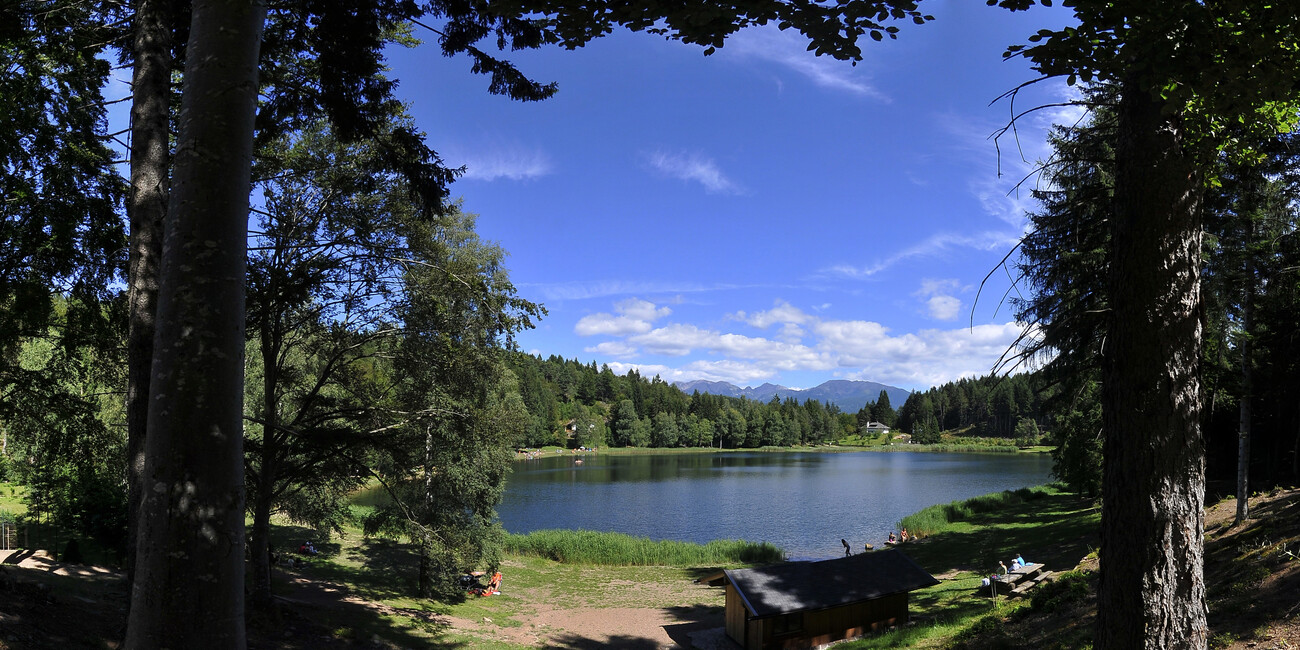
left=507, top=354, right=852, bottom=450
left=896, top=373, right=1045, bottom=440
left=504, top=529, right=784, bottom=566
left=1029, top=570, right=1091, bottom=613
left=2, top=313, right=127, bottom=557
left=0, top=1, right=125, bottom=348
left=1050, top=382, right=1102, bottom=498
left=1014, top=417, right=1042, bottom=447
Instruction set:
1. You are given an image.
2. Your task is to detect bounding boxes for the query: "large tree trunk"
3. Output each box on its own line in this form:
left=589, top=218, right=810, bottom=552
left=1097, top=80, right=1208, bottom=649
left=125, top=0, right=265, bottom=645
left=125, top=0, right=172, bottom=591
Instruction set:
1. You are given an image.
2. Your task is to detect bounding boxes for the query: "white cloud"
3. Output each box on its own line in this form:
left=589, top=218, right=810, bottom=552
left=777, top=323, right=805, bottom=343
left=606, top=360, right=777, bottom=386
left=914, top=278, right=964, bottom=321
left=725, top=26, right=888, bottom=100
left=574, top=297, right=672, bottom=336
left=646, top=150, right=743, bottom=195
left=579, top=298, right=1031, bottom=391
left=574, top=313, right=655, bottom=337
left=739, top=299, right=812, bottom=328
left=584, top=341, right=639, bottom=358
left=927, top=295, right=962, bottom=321
left=457, top=146, right=553, bottom=181
left=615, top=297, right=671, bottom=322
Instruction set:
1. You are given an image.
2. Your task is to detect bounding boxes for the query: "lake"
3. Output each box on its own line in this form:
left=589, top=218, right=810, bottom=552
left=497, top=450, right=1054, bottom=559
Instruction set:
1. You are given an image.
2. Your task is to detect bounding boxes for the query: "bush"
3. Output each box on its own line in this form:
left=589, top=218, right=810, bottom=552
left=1030, top=571, right=1091, bottom=613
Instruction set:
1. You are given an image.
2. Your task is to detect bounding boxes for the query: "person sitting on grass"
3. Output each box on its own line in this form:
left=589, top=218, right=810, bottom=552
left=887, top=531, right=896, bottom=544
left=900, top=528, right=909, bottom=543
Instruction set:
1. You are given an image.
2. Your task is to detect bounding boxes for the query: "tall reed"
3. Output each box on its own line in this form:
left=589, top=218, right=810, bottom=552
left=504, top=529, right=785, bottom=566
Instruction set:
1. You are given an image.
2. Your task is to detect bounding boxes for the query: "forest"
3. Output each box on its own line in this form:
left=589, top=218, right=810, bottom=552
left=6, top=0, right=1300, bottom=647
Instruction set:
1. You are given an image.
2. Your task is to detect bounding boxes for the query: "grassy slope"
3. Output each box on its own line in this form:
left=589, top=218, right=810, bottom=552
left=839, top=485, right=1102, bottom=649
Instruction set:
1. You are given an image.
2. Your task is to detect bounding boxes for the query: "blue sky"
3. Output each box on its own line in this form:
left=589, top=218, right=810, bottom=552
left=382, top=1, right=1081, bottom=393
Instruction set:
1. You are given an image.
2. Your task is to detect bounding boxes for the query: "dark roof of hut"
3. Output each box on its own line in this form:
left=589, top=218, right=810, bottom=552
left=724, top=550, right=939, bottom=619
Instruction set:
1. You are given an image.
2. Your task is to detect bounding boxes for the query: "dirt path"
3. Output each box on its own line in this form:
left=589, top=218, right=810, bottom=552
left=271, top=562, right=728, bottom=649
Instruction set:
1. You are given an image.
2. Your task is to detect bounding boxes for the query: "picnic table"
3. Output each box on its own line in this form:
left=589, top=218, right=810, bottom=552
left=987, top=563, right=1053, bottom=597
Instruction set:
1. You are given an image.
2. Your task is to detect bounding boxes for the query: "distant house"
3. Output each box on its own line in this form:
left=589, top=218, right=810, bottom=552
left=863, top=421, right=891, bottom=435
left=704, top=550, right=938, bottom=650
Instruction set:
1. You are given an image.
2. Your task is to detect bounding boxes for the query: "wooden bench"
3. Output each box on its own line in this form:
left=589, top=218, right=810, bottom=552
left=983, top=564, right=1048, bottom=596
left=1009, top=569, right=1053, bottom=596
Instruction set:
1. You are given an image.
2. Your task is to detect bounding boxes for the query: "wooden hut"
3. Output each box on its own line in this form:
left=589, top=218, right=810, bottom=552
left=710, top=550, right=938, bottom=650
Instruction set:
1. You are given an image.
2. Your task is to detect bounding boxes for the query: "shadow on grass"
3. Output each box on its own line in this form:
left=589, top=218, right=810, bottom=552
left=663, top=603, right=725, bottom=646
left=544, top=633, right=663, bottom=649
left=900, top=491, right=1101, bottom=578
left=269, top=523, right=422, bottom=601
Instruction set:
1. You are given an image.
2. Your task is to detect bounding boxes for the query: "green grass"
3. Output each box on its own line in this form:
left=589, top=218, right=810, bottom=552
left=901, top=485, right=1058, bottom=538
left=0, top=482, right=28, bottom=516
left=504, top=529, right=785, bottom=566
left=838, top=484, right=1101, bottom=649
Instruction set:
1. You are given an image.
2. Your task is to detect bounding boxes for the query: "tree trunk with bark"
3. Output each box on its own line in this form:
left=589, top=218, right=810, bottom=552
left=125, top=0, right=265, bottom=645
left=249, top=326, right=282, bottom=607
left=125, top=0, right=172, bottom=590
left=1097, top=79, right=1208, bottom=649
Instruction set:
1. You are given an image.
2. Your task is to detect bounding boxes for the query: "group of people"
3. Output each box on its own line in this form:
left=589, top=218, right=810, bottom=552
left=991, top=553, right=1033, bottom=578
left=979, top=553, right=1033, bottom=588
left=885, top=527, right=910, bottom=545
left=460, top=570, right=504, bottom=596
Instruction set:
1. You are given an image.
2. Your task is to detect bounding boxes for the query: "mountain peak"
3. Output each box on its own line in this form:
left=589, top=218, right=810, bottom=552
left=674, top=378, right=911, bottom=411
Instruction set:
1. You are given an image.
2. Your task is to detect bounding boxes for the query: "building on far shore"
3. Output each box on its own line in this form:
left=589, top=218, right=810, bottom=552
left=863, top=421, right=891, bottom=436
left=700, top=550, right=938, bottom=650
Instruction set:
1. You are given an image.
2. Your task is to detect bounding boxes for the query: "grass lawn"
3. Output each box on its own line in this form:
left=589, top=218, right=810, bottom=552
left=0, top=482, right=28, bottom=516
left=838, top=485, right=1101, bottom=649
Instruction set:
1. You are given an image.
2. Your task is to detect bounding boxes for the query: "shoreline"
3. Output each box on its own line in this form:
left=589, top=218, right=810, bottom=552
left=515, top=443, right=1052, bottom=460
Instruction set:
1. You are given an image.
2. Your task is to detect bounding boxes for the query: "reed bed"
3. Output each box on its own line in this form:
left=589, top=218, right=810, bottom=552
left=504, top=529, right=785, bottom=566
left=900, top=485, right=1055, bottom=538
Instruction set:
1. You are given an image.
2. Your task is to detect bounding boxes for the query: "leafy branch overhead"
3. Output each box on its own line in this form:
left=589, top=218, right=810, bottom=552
left=994, top=0, right=1300, bottom=153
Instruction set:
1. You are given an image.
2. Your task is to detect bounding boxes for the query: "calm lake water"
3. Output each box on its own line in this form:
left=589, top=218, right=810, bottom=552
left=497, top=450, right=1054, bottom=559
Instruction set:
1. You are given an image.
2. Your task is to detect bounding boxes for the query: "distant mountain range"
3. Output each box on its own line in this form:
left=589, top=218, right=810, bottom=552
left=674, top=379, right=911, bottom=412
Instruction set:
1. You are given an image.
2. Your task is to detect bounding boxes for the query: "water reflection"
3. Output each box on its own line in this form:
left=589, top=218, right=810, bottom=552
left=500, top=451, right=1053, bottom=559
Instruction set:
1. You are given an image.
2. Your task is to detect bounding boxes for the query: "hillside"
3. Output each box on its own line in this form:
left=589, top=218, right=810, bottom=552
left=675, top=378, right=911, bottom=412
left=944, top=487, right=1300, bottom=650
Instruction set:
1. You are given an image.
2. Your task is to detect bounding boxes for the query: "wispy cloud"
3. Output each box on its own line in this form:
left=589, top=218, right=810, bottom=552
left=522, top=279, right=768, bottom=302
left=725, top=26, right=888, bottom=100
left=453, top=145, right=554, bottom=181
left=645, top=150, right=743, bottom=195
left=826, top=230, right=1021, bottom=278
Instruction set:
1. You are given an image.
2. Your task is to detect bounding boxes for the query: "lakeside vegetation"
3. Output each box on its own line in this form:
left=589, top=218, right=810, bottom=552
left=504, top=529, right=784, bottom=566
